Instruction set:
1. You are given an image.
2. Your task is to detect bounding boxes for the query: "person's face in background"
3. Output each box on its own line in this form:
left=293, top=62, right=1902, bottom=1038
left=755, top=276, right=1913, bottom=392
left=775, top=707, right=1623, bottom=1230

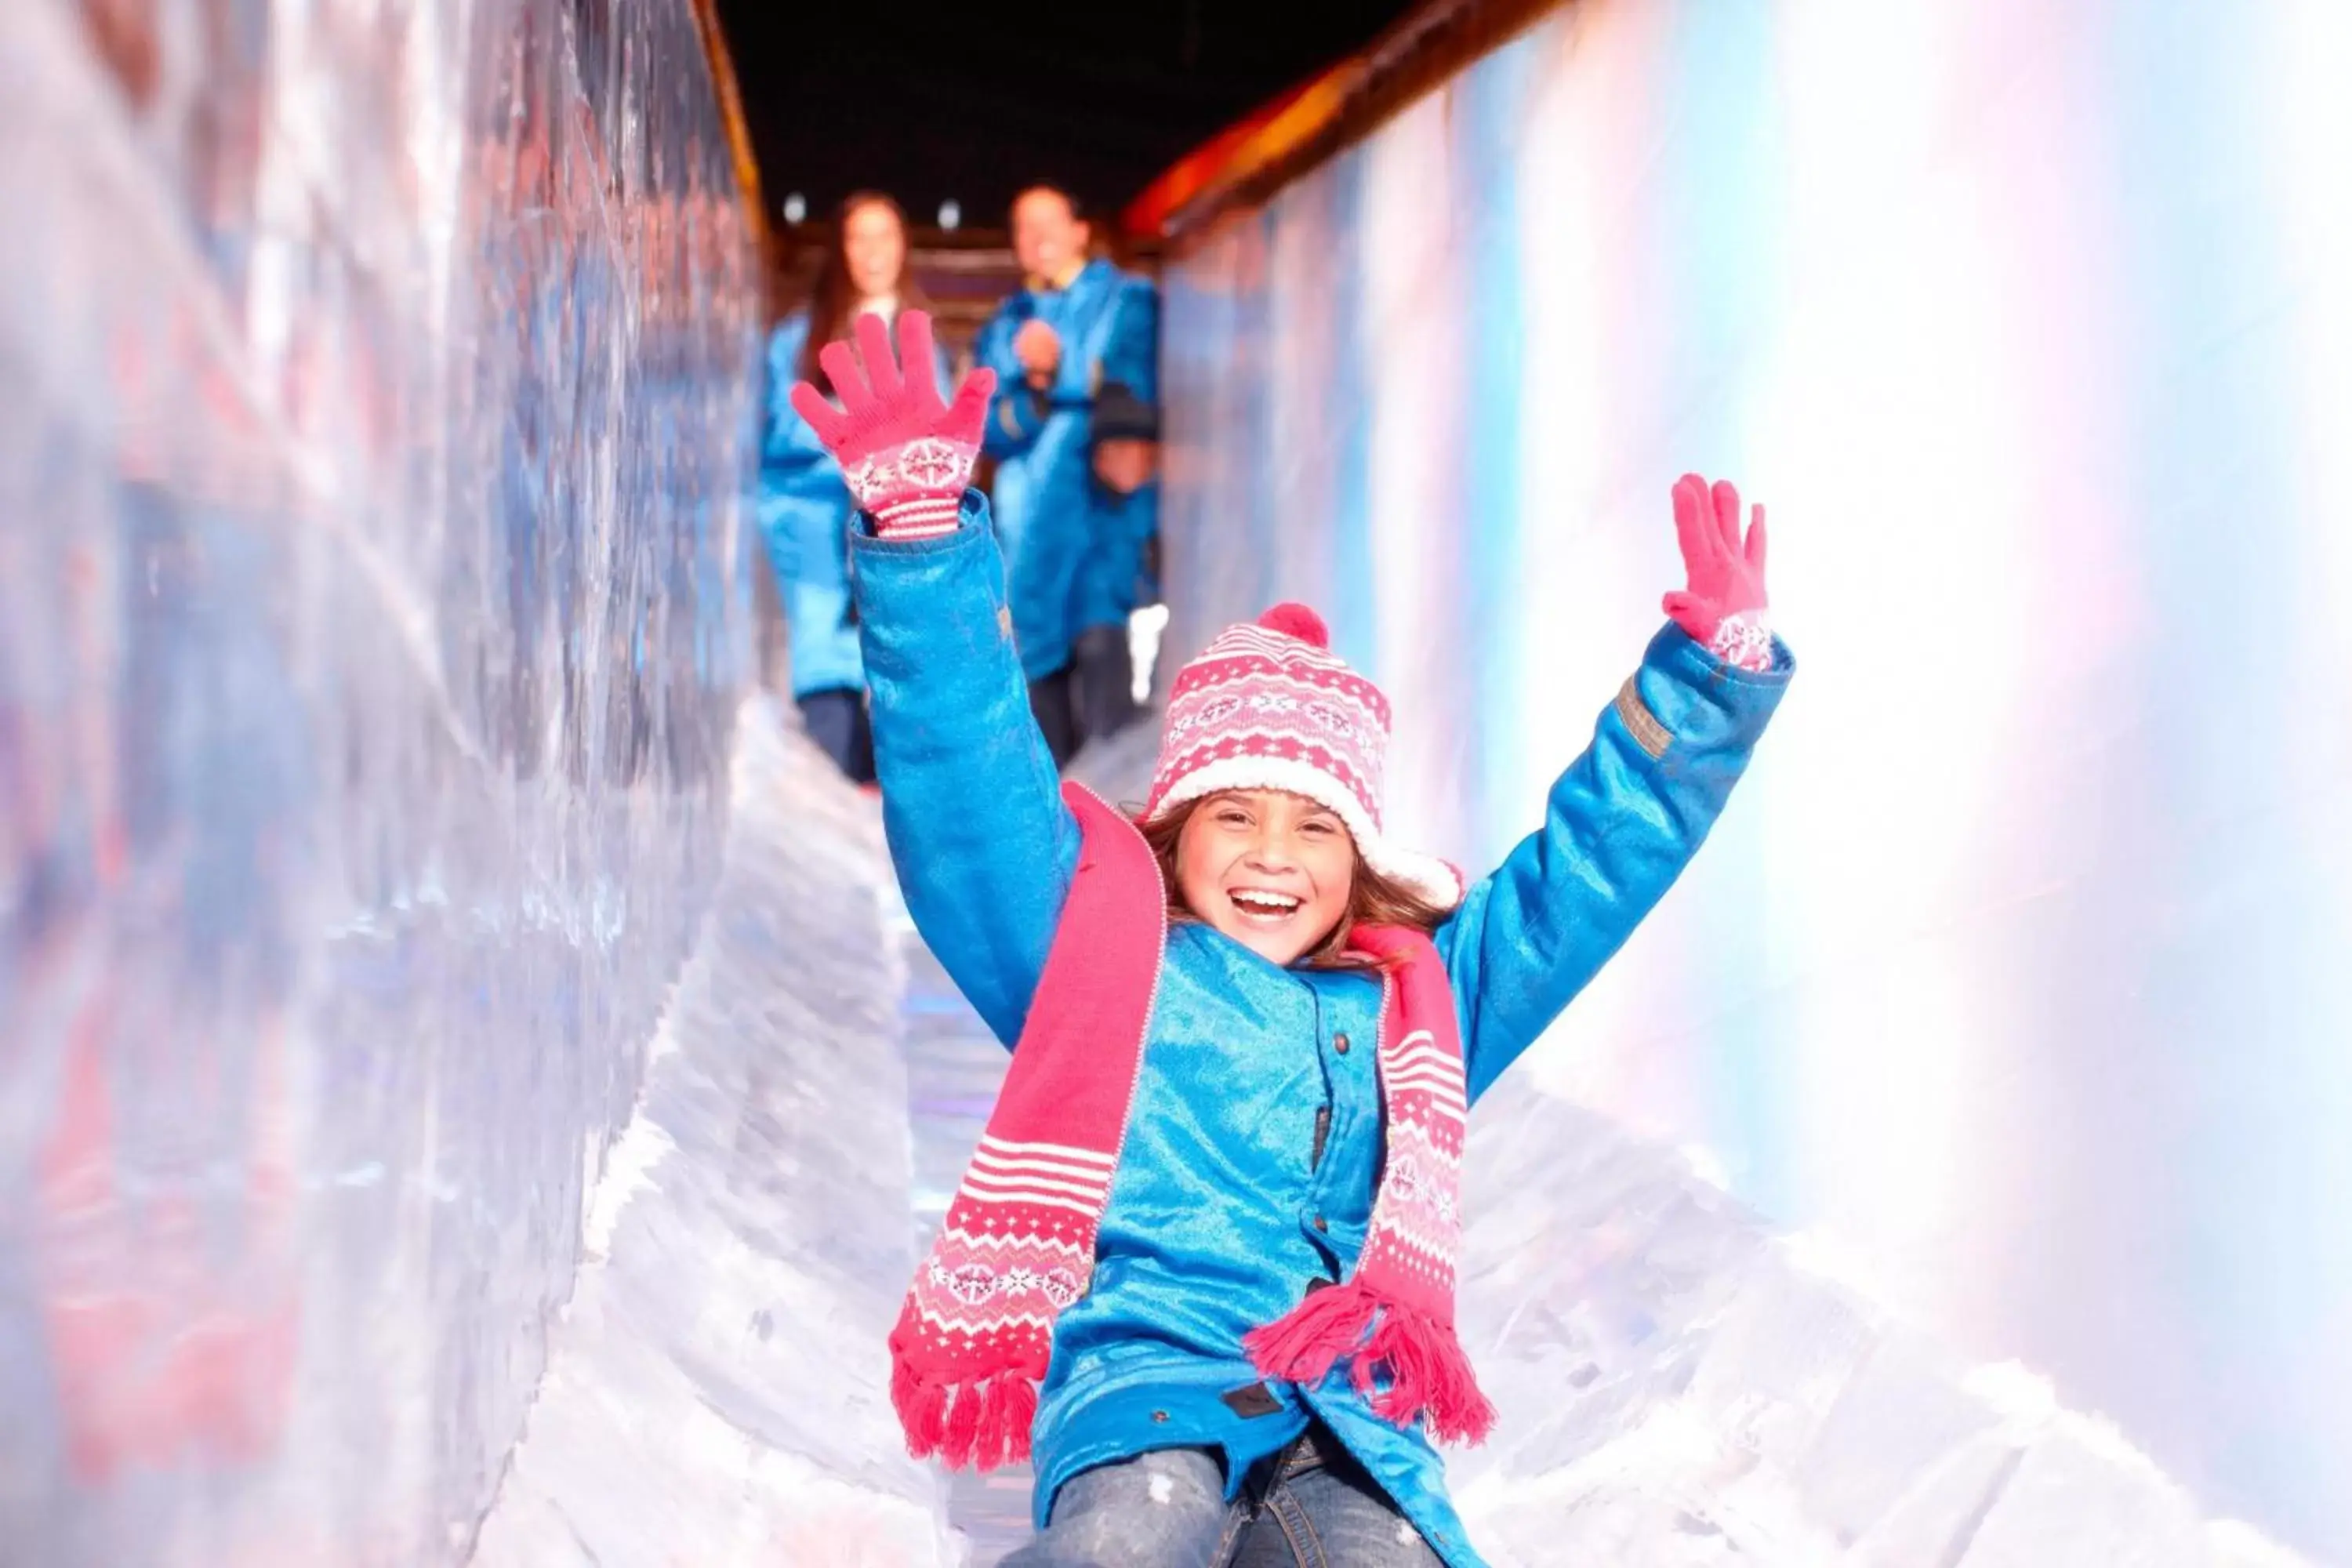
left=1011, top=188, right=1090, bottom=284
left=843, top=200, right=906, bottom=303
left=1093, top=437, right=1158, bottom=496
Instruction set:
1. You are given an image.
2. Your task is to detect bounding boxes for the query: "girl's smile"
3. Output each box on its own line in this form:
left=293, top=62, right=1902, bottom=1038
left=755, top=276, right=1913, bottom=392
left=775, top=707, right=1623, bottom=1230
left=1177, top=790, right=1356, bottom=965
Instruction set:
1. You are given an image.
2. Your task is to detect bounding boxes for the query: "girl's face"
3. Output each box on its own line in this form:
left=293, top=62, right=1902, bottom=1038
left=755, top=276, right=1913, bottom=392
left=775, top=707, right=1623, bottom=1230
left=1174, top=790, right=1356, bottom=967
left=842, top=201, right=906, bottom=303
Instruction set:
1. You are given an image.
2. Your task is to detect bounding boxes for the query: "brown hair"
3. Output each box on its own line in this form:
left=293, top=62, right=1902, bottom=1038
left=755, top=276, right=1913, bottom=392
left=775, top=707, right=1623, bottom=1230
left=1135, top=793, right=1450, bottom=971
left=796, top=191, right=931, bottom=390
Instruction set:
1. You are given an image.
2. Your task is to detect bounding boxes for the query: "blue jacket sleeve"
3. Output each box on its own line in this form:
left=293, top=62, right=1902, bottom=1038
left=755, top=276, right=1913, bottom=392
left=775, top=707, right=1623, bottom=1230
left=1437, top=626, right=1794, bottom=1104
left=974, top=303, right=1051, bottom=459
left=852, top=490, right=1080, bottom=1047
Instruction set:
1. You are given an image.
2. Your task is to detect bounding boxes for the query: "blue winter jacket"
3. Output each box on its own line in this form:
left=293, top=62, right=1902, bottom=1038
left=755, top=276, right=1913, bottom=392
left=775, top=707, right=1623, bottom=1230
left=854, top=495, right=1791, bottom=1566
left=973, top=259, right=1153, bottom=675
left=756, top=309, right=949, bottom=699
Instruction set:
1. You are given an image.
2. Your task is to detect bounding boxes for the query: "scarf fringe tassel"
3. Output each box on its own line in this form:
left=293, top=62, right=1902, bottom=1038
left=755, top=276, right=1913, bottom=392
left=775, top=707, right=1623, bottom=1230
left=891, top=1356, right=1038, bottom=1472
left=1243, top=1280, right=1496, bottom=1446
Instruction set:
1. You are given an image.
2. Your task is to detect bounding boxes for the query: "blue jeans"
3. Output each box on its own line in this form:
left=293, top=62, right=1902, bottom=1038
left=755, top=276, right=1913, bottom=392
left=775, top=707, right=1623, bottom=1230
left=1002, top=1425, right=1443, bottom=1567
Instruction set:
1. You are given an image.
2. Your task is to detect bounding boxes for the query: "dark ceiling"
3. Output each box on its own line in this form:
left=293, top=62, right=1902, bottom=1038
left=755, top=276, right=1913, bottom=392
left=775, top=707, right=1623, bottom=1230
left=712, top=1, right=1418, bottom=231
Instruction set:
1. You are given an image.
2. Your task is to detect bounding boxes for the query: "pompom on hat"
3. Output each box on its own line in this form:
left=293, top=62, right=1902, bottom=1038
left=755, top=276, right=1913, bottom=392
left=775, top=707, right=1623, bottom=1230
left=1142, top=604, right=1468, bottom=909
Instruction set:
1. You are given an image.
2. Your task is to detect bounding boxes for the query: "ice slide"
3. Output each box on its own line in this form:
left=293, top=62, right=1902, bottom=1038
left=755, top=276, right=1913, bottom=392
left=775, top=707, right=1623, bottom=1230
left=1, top=0, right=2332, bottom=1563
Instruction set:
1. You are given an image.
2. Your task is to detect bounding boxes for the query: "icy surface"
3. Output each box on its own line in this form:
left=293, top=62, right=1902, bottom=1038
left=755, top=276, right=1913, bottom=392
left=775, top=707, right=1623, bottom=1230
left=0, top=0, right=760, bottom=1559
left=472, top=702, right=958, bottom=1568
left=1447, top=1092, right=2310, bottom=1567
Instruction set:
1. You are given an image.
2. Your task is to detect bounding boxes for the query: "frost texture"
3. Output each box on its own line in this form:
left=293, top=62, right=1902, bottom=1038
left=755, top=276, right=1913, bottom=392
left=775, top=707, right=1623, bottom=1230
left=1, top=0, right=761, bottom=1558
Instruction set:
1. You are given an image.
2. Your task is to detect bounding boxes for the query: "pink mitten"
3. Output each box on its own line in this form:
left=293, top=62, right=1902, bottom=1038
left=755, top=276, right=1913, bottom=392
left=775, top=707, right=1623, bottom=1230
left=789, top=310, right=996, bottom=539
left=1661, top=474, right=1774, bottom=672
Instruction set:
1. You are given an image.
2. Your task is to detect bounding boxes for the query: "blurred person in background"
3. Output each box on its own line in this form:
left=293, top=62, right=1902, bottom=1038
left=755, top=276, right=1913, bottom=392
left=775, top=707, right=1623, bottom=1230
left=757, top=191, right=942, bottom=785
left=973, top=184, right=1158, bottom=768
left=1072, top=267, right=1163, bottom=737
left=1079, top=376, right=1160, bottom=736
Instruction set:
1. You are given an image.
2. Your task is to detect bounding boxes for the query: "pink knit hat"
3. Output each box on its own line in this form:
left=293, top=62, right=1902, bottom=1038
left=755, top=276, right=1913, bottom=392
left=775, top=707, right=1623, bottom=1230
left=1142, top=604, right=1467, bottom=910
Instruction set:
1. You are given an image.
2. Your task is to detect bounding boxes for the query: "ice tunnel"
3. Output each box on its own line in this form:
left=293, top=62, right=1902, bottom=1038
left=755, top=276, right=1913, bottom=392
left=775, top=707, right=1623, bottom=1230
left=4, top=0, right=2350, bottom=1564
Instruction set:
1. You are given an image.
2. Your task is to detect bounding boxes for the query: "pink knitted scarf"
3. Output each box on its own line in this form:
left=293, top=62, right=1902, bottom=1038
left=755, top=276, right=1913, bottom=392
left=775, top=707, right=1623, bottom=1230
left=887, top=783, right=1493, bottom=1469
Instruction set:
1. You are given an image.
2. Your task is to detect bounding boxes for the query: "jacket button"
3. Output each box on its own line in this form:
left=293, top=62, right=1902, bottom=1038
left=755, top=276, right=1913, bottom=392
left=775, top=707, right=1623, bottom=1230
left=1151, top=1409, right=1169, bottom=1423
left=1334, top=1033, right=1351, bottom=1055
left=1313, top=1214, right=1329, bottom=1233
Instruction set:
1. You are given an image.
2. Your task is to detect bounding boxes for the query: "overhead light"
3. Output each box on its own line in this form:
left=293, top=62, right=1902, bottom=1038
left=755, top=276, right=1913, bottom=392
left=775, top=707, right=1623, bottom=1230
left=782, top=191, right=806, bottom=224
left=938, top=199, right=961, bottom=231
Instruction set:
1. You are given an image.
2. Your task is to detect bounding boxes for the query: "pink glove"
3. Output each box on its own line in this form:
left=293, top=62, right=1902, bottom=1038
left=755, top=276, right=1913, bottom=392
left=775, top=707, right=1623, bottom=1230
left=1662, top=473, right=1774, bottom=672
left=789, top=310, right=996, bottom=540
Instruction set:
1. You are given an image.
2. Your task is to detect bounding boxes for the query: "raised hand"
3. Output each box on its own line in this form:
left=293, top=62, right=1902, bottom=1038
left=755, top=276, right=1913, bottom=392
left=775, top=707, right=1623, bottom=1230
left=1661, top=474, right=1773, bottom=672
left=789, top=310, right=996, bottom=539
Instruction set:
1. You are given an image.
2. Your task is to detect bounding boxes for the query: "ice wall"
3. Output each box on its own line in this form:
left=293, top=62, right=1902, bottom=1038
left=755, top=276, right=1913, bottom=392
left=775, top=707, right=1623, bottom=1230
left=0, top=0, right=762, bottom=1559
left=470, top=702, right=958, bottom=1568
left=1444, top=1094, right=2310, bottom=1566
left=1154, top=1, right=2352, bottom=1559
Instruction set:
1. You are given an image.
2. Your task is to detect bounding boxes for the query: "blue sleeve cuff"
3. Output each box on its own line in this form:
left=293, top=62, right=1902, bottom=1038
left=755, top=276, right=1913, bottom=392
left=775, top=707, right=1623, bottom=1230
left=1628, top=622, right=1795, bottom=759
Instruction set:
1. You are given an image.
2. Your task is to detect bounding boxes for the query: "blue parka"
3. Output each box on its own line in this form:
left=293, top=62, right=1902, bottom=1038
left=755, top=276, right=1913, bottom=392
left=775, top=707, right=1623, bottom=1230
left=756, top=309, right=949, bottom=699
left=853, top=495, right=1791, bottom=1566
left=973, top=258, right=1154, bottom=677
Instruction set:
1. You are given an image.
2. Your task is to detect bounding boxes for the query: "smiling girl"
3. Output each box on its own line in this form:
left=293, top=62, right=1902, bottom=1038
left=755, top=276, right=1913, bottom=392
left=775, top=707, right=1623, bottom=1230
left=790, top=314, right=1792, bottom=1568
